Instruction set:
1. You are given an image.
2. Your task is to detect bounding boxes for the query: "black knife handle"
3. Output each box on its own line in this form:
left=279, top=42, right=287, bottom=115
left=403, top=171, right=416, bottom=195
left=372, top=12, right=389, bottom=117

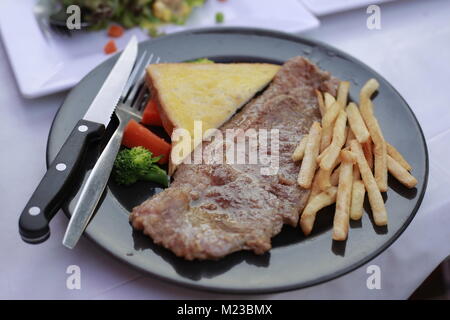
left=19, top=119, right=105, bottom=244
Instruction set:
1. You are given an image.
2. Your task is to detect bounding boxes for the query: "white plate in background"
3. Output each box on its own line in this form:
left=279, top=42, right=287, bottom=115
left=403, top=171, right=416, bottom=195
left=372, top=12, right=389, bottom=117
left=0, top=0, right=319, bottom=98
left=300, top=0, right=396, bottom=16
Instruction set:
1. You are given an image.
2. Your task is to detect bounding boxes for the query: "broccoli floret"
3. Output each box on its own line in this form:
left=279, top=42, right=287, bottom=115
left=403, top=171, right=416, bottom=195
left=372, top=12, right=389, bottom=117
left=113, top=147, right=169, bottom=187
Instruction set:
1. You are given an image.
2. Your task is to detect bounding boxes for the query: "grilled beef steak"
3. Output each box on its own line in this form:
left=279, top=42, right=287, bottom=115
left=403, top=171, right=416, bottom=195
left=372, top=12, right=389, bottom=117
left=130, top=57, right=339, bottom=260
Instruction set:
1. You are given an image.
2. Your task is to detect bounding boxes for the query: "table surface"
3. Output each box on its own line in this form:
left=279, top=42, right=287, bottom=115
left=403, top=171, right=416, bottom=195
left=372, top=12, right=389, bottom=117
left=1, top=0, right=450, bottom=299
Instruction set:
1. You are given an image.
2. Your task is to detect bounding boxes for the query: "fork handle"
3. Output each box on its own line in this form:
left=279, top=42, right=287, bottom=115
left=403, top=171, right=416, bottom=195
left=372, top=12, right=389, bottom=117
left=62, top=121, right=126, bottom=249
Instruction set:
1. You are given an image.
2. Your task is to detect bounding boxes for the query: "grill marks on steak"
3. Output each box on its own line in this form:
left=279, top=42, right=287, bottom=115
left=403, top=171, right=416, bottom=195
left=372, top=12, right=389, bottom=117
left=130, top=57, right=339, bottom=260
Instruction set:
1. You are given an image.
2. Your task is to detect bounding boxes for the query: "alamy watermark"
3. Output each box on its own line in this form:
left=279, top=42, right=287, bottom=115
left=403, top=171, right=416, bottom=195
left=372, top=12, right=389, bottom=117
left=171, top=121, right=280, bottom=175
left=66, top=265, right=81, bottom=290
left=366, top=264, right=381, bottom=290
left=66, top=5, right=81, bottom=30
left=366, top=5, right=381, bottom=30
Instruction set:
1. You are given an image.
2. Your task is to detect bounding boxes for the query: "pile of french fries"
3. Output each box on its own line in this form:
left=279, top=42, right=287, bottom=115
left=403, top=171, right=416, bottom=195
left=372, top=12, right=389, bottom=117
left=293, top=79, right=418, bottom=241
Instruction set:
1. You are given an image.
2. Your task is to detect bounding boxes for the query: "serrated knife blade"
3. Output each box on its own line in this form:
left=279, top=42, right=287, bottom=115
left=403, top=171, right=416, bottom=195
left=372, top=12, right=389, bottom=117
left=83, top=36, right=138, bottom=126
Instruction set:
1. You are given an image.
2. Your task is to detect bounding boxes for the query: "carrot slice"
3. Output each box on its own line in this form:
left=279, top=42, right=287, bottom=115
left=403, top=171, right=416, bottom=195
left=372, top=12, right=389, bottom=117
left=104, top=40, right=117, bottom=54
left=122, top=119, right=171, bottom=164
left=141, top=99, right=163, bottom=126
left=107, top=25, right=124, bottom=38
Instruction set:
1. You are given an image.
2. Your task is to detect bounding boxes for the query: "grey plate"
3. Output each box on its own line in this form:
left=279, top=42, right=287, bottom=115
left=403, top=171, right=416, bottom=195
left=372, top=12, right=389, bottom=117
left=47, top=27, right=428, bottom=294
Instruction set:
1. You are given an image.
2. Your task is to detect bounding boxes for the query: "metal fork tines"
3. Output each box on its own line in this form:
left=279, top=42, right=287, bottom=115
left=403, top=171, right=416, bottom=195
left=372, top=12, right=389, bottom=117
left=62, top=51, right=159, bottom=249
left=117, top=53, right=162, bottom=123
left=117, top=52, right=155, bottom=121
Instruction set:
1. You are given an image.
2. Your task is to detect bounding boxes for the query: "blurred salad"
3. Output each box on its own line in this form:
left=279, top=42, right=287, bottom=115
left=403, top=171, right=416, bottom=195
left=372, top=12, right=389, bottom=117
left=59, top=0, right=206, bottom=36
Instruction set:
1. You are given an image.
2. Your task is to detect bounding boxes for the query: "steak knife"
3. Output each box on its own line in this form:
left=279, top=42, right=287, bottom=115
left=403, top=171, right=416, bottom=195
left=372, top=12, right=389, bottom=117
left=19, top=36, right=138, bottom=244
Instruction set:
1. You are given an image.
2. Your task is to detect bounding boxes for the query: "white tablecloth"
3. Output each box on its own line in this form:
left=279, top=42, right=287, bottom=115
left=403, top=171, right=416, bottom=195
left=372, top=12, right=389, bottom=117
left=1, top=0, right=450, bottom=299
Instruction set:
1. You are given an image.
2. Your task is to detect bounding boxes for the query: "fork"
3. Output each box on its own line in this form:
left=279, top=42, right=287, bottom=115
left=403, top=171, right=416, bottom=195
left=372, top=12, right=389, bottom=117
left=62, top=51, right=158, bottom=248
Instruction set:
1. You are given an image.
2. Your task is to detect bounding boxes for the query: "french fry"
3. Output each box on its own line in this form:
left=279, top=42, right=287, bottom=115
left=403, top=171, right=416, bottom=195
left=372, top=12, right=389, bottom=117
left=299, top=79, right=414, bottom=238
left=316, top=168, right=332, bottom=191
left=346, top=102, right=370, bottom=144
left=317, top=157, right=341, bottom=191
left=320, top=110, right=348, bottom=171
left=316, top=90, right=326, bottom=117
left=387, top=142, right=412, bottom=171
left=324, top=92, right=336, bottom=109
left=345, top=127, right=356, bottom=147
left=350, top=180, right=365, bottom=220
left=332, top=150, right=354, bottom=241
left=292, top=134, right=308, bottom=162
left=337, top=81, right=350, bottom=110
left=387, top=155, right=418, bottom=188
left=298, top=122, right=322, bottom=189
left=300, top=187, right=337, bottom=236
left=362, top=140, right=374, bottom=170
left=360, top=78, right=379, bottom=103
left=374, top=138, right=388, bottom=192
left=317, top=145, right=330, bottom=164
left=351, top=140, right=388, bottom=226
left=331, top=150, right=358, bottom=186
left=360, top=80, right=387, bottom=192
left=320, top=101, right=341, bottom=152
left=308, top=171, right=323, bottom=203
left=330, top=166, right=340, bottom=186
